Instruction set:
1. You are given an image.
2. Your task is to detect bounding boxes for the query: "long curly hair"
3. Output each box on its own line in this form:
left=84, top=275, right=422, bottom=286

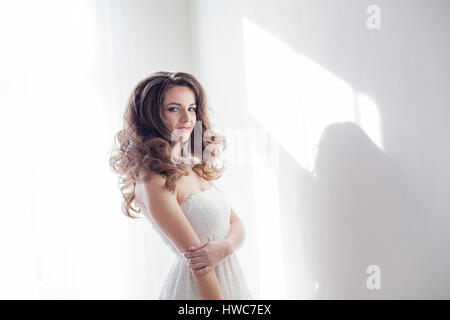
left=109, top=71, right=226, bottom=218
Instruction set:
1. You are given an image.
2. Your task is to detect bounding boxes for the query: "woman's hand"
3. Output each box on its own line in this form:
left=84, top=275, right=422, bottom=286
left=183, top=240, right=231, bottom=276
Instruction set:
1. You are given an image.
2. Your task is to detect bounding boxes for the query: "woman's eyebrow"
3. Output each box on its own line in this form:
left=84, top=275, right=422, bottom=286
left=166, top=102, right=196, bottom=106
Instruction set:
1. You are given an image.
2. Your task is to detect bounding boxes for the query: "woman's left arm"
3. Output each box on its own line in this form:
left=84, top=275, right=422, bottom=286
left=183, top=207, right=246, bottom=276
left=223, top=207, right=246, bottom=255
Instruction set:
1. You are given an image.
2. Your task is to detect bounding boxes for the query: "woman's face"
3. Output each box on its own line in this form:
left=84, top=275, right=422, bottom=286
left=162, top=86, right=197, bottom=142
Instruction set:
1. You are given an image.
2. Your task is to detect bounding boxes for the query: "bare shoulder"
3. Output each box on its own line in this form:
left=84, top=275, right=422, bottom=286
left=142, top=172, right=165, bottom=189
left=136, top=171, right=174, bottom=205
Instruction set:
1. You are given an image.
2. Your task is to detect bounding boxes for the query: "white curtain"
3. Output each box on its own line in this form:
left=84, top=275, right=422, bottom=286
left=0, top=0, right=193, bottom=299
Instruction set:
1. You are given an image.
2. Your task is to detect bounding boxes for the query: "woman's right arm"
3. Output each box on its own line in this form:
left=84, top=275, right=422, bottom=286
left=138, top=175, right=223, bottom=300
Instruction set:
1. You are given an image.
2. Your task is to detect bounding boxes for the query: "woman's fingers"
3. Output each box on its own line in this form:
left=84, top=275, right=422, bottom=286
left=183, top=242, right=209, bottom=258
left=188, top=242, right=208, bottom=251
left=188, top=261, right=208, bottom=270
left=184, top=251, right=205, bottom=259
left=186, top=255, right=209, bottom=268
left=191, top=266, right=210, bottom=276
left=186, top=256, right=204, bottom=264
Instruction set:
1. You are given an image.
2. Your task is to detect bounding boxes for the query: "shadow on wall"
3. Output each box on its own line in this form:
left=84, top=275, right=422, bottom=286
left=190, top=0, right=450, bottom=299
left=290, top=121, right=436, bottom=299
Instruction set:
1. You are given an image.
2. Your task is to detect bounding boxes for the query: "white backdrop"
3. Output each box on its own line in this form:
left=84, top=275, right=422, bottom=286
left=0, top=0, right=449, bottom=299
left=0, top=0, right=193, bottom=299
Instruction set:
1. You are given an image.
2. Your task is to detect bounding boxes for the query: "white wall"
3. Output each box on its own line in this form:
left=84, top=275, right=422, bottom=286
left=189, top=0, right=450, bottom=299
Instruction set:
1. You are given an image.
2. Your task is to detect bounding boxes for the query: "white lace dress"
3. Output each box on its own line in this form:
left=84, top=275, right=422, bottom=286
left=144, top=187, right=252, bottom=300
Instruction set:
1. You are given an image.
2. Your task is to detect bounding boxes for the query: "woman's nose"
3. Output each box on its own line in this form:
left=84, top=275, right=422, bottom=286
left=180, top=108, right=190, bottom=121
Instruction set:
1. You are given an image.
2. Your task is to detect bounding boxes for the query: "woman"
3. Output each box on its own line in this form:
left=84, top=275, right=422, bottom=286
left=109, top=71, right=252, bottom=300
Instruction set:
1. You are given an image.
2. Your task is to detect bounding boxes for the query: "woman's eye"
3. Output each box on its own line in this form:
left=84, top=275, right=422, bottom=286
left=167, top=107, right=196, bottom=112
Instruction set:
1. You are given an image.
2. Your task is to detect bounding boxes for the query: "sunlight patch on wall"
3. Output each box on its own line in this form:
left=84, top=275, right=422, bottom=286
left=251, top=149, right=286, bottom=299
left=242, top=17, right=383, bottom=172
left=355, top=92, right=383, bottom=149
